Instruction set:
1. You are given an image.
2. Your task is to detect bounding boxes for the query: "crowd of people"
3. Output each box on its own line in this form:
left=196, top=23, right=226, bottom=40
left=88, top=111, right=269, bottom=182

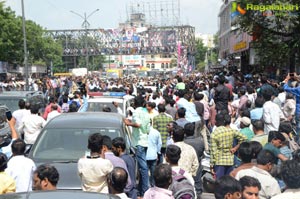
left=1, top=70, right=300, bottom=199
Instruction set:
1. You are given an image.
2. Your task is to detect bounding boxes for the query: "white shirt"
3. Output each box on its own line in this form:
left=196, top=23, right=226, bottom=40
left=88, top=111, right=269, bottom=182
left=235, top=166, right=281, bottom=199
left=12, top=109, right=30, bottom=131
left=32, top=83, right=38, bottom=91
left=78, top=157, right=113, bottom=193
left=5, top=155, right=36, bottom=192
left=278, top=92, right=286, bottom=105
left=271, top=188, right=300, bottom=199
left=18, top=114, right=46, bottom=144
left=263, top=101, right=282, bottom=134
left=116, top=107, right=123, bottom=115
left=47, top=110, right=61, bottom=122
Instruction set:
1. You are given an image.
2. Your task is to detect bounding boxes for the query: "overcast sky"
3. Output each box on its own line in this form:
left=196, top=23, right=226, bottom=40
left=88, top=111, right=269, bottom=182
left=4, top=0, right=222, bottom=34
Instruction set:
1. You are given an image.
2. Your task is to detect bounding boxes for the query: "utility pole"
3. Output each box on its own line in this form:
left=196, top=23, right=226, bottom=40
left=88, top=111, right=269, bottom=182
left=70, top=9, right=99, bottom=70
left=21, top=0, right=29, bottom=91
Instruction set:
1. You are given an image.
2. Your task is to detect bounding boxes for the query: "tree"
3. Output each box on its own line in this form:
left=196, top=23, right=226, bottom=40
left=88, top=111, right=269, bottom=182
left=236, top=0, right=300, bottom=72
left=0, top=3, right=23, bottom=63
left=0, top=2, right=63, bottom=68
left=195, top=39, right=208, bottom=69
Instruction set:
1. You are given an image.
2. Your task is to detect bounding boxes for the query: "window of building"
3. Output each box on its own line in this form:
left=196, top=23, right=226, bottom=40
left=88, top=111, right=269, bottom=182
left=166, top=63, right=169, bottom=68
left=146, top=64, right=150, bottom=68
left=161, top=63, right=164, bottom=69
left=151, top=63, right=155, bottom=69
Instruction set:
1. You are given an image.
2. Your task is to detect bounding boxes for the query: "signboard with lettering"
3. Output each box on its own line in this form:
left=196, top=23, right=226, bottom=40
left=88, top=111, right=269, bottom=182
left=123, top=55, right=141, bottom=66
left=230, top=32, right=252, bottom=53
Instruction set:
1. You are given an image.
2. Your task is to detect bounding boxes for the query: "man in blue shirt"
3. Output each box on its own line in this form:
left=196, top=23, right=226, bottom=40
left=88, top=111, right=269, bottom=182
left=112, top=137, right=137, bottom=199
left=283, top=73, right=300, bottom=141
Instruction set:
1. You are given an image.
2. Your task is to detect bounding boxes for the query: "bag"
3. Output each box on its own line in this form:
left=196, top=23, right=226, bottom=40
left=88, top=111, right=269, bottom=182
left=289, top=138, right=300, bottom=152
left=170, top=169, right=195, bottom=199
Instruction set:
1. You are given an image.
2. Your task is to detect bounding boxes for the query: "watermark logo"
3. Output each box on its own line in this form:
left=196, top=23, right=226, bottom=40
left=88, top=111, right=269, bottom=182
left=231, top=2, right=299, bottom=17
left=231, top=2, right=246, bottom=17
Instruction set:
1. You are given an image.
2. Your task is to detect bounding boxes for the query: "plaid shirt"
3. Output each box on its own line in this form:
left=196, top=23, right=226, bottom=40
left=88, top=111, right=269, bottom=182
left=210, top=126, right=247, bottom=166
left=153, top=113, right=173, bottom=148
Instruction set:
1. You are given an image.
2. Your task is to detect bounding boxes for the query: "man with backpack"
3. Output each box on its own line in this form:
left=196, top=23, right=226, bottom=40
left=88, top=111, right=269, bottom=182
left=165, top=144, right=196, bottom=199
left=143, top=164, right=174, bottom=199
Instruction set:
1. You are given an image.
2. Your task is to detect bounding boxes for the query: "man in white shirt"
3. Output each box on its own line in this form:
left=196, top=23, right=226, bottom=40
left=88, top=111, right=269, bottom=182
left=11, top=99, right=30, bottom=136
left=18, top=104, right=46, bottom=144
left=262, top=89, right=284, bottom=134
left=5, top=139, right=36, bottom=192
left=78, top=133, right=113, bottom=193
left=235, top=150, right=281, bottom=199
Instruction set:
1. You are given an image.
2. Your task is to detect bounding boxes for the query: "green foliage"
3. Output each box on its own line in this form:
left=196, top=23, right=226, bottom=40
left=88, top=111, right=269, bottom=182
left=235, top=0, right=300, bottom=70
left=197, top=61, right=206, bottom=72
left=0, top=2, right=63, bottom=68
left=195, top=39, right=208, bottom=66
left=77, top=54, right=105, bottom=71
left=0, top=3, right=23, bottom=63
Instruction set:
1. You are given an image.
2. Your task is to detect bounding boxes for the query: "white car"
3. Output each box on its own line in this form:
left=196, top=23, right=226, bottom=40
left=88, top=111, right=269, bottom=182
left=78, top=92, right=134, bottom=116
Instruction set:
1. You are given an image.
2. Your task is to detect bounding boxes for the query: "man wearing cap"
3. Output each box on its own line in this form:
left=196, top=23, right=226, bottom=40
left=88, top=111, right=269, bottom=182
left=240, top=117, right=254, bottom=141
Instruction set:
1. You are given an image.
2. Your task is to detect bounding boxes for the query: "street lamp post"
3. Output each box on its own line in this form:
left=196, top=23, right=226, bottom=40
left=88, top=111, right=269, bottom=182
left=70, top=9, right=99, bottom=70
left=21, top=0, right=29, bottom=91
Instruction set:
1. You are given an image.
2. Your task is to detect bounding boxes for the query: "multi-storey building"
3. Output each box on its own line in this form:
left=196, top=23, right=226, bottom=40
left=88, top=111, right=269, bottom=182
left=218, top=0, right=254, bottom=72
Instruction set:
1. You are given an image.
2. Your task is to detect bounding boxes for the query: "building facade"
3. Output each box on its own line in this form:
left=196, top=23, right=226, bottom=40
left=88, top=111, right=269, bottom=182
left=218, top=0, right=254, bottom=73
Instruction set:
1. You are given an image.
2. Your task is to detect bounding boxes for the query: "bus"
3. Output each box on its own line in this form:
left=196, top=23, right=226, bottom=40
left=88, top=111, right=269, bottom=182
left=106, top=69, right=123, bottom=79
left=137, top=67, right=150, bottom=78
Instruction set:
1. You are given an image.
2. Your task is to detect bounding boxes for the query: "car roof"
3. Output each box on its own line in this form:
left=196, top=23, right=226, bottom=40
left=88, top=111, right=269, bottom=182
left=0, top=190, right=119, bottom=199
left=45, top=112, right=124, bottom=129
left=87, top=97, right=124, bottom=103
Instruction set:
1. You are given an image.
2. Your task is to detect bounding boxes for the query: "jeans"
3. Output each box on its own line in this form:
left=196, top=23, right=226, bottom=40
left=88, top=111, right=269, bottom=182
left=193, top=164, right=203, bottom=195
left=136, top=145, right=149, bottom=196
left=214, top=165, right=234, bottom=179
left=158, top=147, right=166, bottom=164
left=147, top=160, right=156, bottom=187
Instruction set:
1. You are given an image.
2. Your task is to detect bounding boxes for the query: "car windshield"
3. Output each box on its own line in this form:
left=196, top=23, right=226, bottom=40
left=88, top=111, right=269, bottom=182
left=0, top=98, right=23, bottom=112
left=31, top=127, right=122, bottom=161
left=87, top=102, right=123, bottom=113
